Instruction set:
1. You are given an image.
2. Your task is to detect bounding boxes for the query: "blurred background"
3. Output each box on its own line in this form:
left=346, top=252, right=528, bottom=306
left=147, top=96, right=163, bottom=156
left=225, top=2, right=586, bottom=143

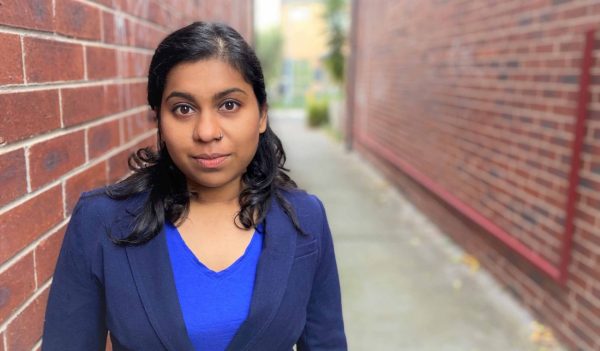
left=255, top=0, right=348, bottom=132
left=1, top=0, right=599, bottom=350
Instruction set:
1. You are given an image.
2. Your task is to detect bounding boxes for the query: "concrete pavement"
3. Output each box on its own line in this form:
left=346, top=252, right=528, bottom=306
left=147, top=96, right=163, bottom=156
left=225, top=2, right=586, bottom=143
left=269, top=109, right=565, bottom=351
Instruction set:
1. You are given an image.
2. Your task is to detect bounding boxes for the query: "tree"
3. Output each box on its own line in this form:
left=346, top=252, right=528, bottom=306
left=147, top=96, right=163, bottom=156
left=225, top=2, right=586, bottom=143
left=255, top=26, right=284, bottom=87
left=323, top=0, right=347, bottom=84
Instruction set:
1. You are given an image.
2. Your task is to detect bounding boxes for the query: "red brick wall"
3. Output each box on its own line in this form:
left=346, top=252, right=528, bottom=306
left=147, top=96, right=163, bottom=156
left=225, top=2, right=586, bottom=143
left=0, top=1, right=253, bottom=349
left=348, top=1, right=600, bottom=350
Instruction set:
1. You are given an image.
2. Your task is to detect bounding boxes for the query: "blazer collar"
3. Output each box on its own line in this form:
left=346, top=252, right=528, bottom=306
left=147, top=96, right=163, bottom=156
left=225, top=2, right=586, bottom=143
left=116, top=193, right=297, bottom=351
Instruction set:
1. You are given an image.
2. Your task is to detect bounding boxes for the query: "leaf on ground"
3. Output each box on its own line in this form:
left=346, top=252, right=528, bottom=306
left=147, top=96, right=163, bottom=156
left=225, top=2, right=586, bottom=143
left=460, top=254, right=480, bottom=273
left=530, top=321, right=557, bottom=347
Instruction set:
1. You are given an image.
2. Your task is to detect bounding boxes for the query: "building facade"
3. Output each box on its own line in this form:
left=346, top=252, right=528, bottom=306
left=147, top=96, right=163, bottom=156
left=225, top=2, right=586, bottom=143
left=346, top=1, right=600, bottom=349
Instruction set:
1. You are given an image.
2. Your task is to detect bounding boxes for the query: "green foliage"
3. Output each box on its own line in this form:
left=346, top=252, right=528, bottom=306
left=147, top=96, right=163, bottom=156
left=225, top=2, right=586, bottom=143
left=323, top=0, right=347, bottom=84
left=306, top=98, right=329, bottom=127
left=255, top=26, right=284, bottom=86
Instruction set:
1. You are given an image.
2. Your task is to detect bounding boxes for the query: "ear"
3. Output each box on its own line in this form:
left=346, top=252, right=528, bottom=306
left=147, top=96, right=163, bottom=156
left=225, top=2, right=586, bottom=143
left=258, top=105, right=268, bottom=134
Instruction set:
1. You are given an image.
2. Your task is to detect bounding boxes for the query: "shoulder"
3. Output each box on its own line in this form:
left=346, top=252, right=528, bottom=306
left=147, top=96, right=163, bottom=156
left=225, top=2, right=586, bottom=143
left=277, top=187, right=328, bottom=236
left=278, top=187, right=326, bottom=217
left=63, top=186, right=148, bottom=250
left=72, top=186, right=148, bottom=223
left=63, top=187, right=148, bottom=248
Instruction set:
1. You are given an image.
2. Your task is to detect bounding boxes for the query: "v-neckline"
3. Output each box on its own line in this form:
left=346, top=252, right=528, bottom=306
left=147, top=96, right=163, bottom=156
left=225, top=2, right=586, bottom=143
left=123, top=190, right=298, bottom=351
left=171, top=224, right=260, bottom=278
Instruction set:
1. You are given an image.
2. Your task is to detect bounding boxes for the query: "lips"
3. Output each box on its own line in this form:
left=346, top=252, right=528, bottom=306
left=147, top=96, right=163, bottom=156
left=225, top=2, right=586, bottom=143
left=192, top=153, right=230, bottom=169
left=194, top=153, right=230, bottom=160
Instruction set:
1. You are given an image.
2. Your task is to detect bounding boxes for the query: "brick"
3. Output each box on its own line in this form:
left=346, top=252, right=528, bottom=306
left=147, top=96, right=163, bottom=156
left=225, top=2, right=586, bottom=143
left=136, top=135, right=157, bottom=151
left=130, top=82, right=148, bottom=108
left=123, top=111, right=156, bottom=140
left=0, top=0, right=53, bottom=32
left=0, top=90, right=60, bottom=143
left=0, top=33, right=23, bottom=85
left=55, top=0, right=102, bottom=40
left=107, top=148, right=132, bottom=183
left=0, top=186, right=63, bottom=264
left=104, top=82, right=147, bottom=112
left=34, top=224, right=66, bottom=285
left=91, top=0, right=114, bottom=7
left=0, top=253, right=35, bottom=325
left=103, top=12, right=129, bottom=46
left=88, top=120, right=121, bottom=159
left=24, top=38, right=84, bottom=83
left=104, top=84, right=125, bottom=116
left=64, top=162, right=107, bottom=215
left=0, top=149, right=27, bottom=207
left=345, top=1, right=600, bottom=349
left=131, top=52, right=151, bottom=78
left=28, top=131, right=86, bottom=190
left=87, top=46, right=118, bottom=80
left=116, top=51, right=151, bottom=78
left=129, top=21, right=165, bottom=50
left=61, top=85, right=106, bottom=127
left=148, top=1, right=168, bottom=27
left=568, top=319, right=596, bottom=350
left=5, top=286, right=50, bottom=351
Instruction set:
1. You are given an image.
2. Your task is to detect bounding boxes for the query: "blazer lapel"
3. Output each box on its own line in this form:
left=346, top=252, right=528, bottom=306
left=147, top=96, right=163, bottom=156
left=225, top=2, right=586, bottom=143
left=116, top=192, right=297, bottom=351
left=116, top=195, right=194, bottom=351
left=226, top=195, right=297, bottom=351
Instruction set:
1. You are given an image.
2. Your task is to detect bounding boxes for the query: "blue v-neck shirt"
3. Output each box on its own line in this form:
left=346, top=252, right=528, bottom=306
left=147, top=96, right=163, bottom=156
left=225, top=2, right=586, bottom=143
left=165, top=221, right=264, bottom=351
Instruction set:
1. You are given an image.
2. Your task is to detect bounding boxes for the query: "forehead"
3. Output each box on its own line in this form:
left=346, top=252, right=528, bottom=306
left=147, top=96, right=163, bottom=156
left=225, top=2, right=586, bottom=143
left=163, top=59, right=251, bottom=96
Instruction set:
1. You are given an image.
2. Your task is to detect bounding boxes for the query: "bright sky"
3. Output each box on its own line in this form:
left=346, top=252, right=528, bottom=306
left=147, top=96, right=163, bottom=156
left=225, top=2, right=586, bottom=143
left=255, top=0, right=282, bottom=30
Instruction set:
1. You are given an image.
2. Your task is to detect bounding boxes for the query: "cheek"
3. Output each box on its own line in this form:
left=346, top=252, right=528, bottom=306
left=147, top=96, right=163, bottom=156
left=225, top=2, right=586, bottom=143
left=241, top=130, right=260, bottom=156
left=160, top=119, right=186, bottom=148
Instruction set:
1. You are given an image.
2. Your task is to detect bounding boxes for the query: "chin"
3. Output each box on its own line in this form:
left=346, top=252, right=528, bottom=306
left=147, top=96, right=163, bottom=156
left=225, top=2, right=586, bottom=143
left=187, top=174, right=242, bottom=190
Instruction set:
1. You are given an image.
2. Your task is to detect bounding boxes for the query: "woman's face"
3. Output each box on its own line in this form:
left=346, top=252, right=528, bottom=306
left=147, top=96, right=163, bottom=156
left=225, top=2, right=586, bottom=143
left=159, top=58, right=267, bottom=196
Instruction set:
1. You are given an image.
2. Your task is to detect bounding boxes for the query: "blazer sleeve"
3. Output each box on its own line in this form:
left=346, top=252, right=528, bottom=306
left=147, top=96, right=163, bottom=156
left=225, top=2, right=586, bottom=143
left=42, top=196, right=107, bottom=351
left=297, top=196, right=348, bottom=351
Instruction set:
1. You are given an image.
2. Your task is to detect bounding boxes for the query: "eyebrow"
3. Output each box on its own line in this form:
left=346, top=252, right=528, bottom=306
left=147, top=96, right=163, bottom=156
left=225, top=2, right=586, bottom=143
left=165, top=88, right=247, bottom=104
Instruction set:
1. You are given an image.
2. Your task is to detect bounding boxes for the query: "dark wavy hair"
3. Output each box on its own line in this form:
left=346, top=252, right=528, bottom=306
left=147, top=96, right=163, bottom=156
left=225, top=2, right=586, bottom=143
left=105, top=21, right=306, bottom=245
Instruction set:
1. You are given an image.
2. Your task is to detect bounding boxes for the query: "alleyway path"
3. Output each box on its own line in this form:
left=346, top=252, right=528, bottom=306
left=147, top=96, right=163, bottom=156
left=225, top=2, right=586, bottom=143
left=270, top=110, right=564, bottom=351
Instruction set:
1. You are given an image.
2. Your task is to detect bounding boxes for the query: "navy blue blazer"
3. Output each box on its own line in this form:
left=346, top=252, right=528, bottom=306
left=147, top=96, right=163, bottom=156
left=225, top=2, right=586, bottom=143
left=42, top=187, right=347, bottom=350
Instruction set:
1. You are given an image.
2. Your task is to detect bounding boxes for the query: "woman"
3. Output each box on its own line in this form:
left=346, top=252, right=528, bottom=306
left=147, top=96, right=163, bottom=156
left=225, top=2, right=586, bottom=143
left=42, top=22, right=347, bottom=350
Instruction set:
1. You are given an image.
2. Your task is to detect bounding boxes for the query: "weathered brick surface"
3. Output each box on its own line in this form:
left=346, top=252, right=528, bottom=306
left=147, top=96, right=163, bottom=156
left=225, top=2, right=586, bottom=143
left=0, top=149, right=27, bottom=207
left=349, top=0, right=600, bottom=349
left=87, top=47, right=118, bottom=80
left=0, top=186, right=63, bottom=265
left=0, top=90, right=61, bottom=143
left=123, top=110, right=156, bottom=141
left=107, top=147, right=134, bottom=183
left=0, top=253, right=35, bottom=325
left=34, top=225, right=67, bottom=285
left=54, top=0, right=102, bottom=41
left=5, top=287, right=50, bottom=351
left=0, top=1, right=253, bottom=348
left=64, top=162, right=107, bottom=215
left=61, top=85, right=108, bottom=127
left=23, top=38, right=85, bottom=83
left=28, top=131, right=86, bottom=190
left=0, top=33, right=23, bottom=85
left=88, top=120, right=121, bottom=160
left=0, top=0, right=53, bottom=32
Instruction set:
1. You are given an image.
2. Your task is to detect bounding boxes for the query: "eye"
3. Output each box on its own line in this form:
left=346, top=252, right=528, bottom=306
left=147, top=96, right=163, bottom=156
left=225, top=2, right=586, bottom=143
left=219, top=100, right=240, bottom=112
left=172, top=104, right=194, bottom=116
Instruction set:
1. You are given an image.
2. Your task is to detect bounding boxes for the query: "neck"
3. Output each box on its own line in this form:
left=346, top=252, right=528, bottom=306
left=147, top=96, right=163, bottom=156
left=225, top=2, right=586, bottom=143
left=187, top=178, right=243, bottom=206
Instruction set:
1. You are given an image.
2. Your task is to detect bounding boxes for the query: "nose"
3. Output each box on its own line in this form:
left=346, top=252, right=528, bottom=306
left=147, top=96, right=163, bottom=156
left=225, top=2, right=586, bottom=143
left=192, top=111, right=222, bottom=142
